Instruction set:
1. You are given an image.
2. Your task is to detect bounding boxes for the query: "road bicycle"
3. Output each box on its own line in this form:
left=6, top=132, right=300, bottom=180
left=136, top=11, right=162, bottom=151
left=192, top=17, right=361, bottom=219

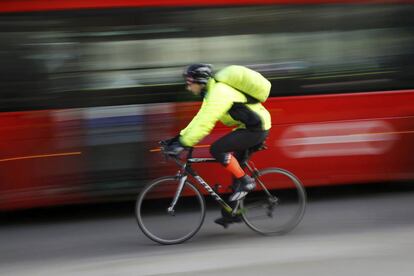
left=135, top=142, right=306, bottom=245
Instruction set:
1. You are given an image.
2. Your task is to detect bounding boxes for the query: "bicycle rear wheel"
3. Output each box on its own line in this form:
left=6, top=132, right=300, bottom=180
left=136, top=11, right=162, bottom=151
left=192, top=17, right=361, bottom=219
left=136, top=176, right=206, bottom=245
left=241, top=168, right=306, bottom=235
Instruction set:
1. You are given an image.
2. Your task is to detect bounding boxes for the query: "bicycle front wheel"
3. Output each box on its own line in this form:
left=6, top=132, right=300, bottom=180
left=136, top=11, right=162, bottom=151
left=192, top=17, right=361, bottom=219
left=241, top=168, right=306, bottom=235
left=136, top=176, right=206, bottom=245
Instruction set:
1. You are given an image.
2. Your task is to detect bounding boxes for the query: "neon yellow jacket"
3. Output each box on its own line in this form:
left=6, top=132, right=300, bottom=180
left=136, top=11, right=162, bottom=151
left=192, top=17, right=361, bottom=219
left=179, top=78, right=271, bottom=147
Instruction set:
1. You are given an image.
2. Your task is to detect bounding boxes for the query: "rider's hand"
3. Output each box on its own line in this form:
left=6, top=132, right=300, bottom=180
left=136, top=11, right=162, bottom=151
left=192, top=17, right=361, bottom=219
left=161, top=135, right=185, bottom=155
left=161, top=135, right=180, bottom=146
left=164, top=140, right=184, bottom=155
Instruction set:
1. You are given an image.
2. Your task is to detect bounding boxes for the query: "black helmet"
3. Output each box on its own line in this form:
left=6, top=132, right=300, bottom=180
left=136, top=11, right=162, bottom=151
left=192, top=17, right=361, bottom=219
left=183, top=63, right=213, bottom=84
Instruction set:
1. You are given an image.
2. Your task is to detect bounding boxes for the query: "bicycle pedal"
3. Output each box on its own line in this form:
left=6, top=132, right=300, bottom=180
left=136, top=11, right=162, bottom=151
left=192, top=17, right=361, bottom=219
left=214, top=217, right=231, bottom=229
left=216, top=222, right=229, bottom=229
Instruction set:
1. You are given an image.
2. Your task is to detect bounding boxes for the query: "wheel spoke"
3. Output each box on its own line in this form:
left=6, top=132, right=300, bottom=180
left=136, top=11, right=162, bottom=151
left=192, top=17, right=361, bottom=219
left=136, top=177, right=206, bottom=244
left=241, top=168, right=306, bottom=235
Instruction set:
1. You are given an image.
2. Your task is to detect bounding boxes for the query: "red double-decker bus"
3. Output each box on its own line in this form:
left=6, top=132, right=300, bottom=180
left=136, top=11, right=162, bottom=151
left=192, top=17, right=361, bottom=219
left=0, top=0, right=413, bottom=210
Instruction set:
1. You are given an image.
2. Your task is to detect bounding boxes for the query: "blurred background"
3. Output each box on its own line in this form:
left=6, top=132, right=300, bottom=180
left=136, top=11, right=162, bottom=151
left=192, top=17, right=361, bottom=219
left=1, top=1, right=414, bottom=275
left=1, top=1, right=413, bottom=211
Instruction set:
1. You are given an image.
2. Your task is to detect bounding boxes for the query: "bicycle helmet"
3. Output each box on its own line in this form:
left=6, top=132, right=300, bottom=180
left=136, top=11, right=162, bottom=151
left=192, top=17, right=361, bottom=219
left=183, top=63, right=213, bottom=84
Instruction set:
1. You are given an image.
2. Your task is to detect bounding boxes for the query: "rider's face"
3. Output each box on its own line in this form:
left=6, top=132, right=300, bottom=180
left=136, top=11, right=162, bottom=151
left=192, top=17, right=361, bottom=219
left=186, top=82, right=204, bottom=96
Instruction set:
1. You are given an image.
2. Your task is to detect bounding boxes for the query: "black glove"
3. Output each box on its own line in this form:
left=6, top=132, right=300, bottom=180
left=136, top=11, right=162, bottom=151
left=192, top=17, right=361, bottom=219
left=164, top=140, right=184, bottom=155
left=161, top=135, right=180, bottom=146
left=161, top=136, right=184, bottom=155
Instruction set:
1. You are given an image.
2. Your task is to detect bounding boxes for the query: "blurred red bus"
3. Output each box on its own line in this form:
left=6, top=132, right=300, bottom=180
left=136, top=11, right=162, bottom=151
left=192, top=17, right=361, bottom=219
left=0, top=0, right=413, bottom=210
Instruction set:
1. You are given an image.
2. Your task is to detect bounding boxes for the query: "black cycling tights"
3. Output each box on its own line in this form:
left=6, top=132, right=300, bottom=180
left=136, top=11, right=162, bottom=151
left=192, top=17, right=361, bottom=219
left=210, top=129, right=269, bottom=166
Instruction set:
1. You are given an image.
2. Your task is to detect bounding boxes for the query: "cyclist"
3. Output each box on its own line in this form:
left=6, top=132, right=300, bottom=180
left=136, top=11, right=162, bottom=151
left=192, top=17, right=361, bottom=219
left=164, top=63, right=271, bottom=225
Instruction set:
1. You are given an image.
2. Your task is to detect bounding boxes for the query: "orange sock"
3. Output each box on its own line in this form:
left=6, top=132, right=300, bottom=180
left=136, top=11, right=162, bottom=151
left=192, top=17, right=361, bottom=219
left=224, top=155, right=245, bottom=179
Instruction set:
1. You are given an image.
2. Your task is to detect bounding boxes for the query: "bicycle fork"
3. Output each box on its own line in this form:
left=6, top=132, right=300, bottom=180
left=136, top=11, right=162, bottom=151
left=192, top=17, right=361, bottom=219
left=167, top=174, right=187, bottom=216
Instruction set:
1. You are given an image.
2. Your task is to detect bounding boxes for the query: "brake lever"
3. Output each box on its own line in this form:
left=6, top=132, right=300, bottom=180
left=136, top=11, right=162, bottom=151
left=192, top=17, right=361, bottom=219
left=160, top=146, right=180, bottom=163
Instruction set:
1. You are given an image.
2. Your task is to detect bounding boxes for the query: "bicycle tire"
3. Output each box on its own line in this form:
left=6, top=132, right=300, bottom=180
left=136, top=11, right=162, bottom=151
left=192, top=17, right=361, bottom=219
left=136, top=176, right=206, bottom=245
left=241, top=168, right=306, bottom=235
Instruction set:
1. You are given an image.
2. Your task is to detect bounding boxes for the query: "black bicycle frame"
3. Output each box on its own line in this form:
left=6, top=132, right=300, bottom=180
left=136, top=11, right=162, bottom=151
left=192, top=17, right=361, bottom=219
left=168, top=148, right=238, bottom=215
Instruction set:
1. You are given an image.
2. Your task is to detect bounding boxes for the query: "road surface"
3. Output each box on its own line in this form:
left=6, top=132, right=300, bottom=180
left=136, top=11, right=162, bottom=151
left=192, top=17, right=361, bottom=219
left=1, top=183, right=414, bottom=276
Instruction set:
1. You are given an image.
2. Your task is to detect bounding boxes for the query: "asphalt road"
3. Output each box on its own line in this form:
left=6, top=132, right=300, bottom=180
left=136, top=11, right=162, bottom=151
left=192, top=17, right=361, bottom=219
left=1, top=183, right=414, bottom=276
